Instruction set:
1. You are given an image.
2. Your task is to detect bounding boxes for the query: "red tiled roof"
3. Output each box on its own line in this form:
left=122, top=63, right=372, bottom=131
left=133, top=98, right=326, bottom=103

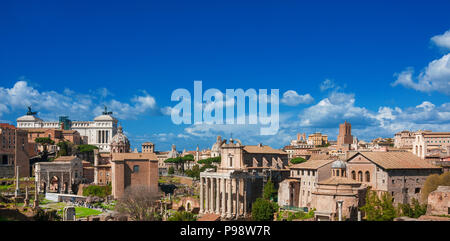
left=349, top=151, right=441, bottom=170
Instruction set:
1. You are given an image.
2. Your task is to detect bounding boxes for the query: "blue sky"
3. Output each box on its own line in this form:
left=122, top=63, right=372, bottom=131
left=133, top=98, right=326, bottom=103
left=1, top=0, right=449, bottom=151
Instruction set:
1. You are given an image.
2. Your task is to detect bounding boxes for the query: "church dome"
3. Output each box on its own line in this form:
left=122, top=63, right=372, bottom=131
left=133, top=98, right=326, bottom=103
left=111, top=126, right=129, bottom=146
left=331, top=160, right=347, bottom=169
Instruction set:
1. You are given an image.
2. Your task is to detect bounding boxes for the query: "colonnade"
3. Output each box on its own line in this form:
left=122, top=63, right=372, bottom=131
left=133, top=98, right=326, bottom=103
left=199, top=176, right=246, bottom=218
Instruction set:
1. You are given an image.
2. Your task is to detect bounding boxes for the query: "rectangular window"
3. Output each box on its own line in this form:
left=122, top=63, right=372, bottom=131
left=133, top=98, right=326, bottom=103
left=415, top=188, right=420, bottom=194
left=133, top=165, right=139, bottom=173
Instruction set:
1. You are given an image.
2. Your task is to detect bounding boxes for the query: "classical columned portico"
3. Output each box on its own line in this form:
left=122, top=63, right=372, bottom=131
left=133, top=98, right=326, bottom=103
left=200, top=172, right=252, bottom=219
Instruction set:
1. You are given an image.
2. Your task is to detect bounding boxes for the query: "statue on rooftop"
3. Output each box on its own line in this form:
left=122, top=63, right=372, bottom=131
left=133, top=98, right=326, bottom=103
left=102, top=105, right=113, bottom=115
left=26, top=106, right=38, bottom=115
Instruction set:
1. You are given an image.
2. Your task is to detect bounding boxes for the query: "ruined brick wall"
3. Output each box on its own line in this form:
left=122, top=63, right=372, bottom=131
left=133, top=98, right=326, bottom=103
left=15, top=129, right=30, bottom=177
left=426, top=186, right=450, bottom=216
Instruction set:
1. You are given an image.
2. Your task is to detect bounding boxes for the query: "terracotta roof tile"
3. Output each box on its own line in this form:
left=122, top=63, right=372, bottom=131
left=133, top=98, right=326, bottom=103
left=290, top=159, right=334, bottom=170
left=349, top=151, right=441, bottom=170
left=243, top=145, right=287, bottom=155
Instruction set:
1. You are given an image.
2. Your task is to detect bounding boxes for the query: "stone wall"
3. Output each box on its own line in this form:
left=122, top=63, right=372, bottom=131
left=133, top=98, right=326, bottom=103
left=426, top=186, right=450, bottom=216
left=0, top=165, right=14, bottom=178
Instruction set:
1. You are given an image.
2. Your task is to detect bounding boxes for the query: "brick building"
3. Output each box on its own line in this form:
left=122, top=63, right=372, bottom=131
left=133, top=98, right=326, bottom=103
left=0, top=123, right=32, bottom=177
left=111, top=152, right=159, bottom=199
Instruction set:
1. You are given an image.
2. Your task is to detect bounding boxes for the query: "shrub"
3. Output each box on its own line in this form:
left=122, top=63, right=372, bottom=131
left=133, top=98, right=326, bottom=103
left=290, top=157, right=306, bottom=164
left=82, top=185, right=111, bottom=198
left=168, top=211, right=197, bottom=221
left=251, top=198, right=277, bottom=221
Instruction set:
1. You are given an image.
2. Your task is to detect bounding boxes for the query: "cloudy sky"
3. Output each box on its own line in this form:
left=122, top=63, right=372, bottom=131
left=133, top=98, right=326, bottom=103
left=1, top=0, right=449, bottom=151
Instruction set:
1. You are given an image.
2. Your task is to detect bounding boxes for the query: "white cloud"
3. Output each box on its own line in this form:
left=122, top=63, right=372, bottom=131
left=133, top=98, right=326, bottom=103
left=431, top=29, right=450, bottom=50
left=392, top=53, right=450, bottom=95
left=0, top=79, right=163, bottom=120
left=280, top=90, right=314, bottom=106
left=319, top=79, right=335, bottom=91
left=392, top=30, right=450, bottom=95
left=298, top=92, right=374, bottom=128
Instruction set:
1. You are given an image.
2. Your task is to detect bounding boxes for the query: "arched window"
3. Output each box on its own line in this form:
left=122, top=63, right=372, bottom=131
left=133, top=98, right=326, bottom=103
left=358, top=171, right=363, bottom=181
left=365, top=171, right=370, bottom=182
left=351, top=171, right=356, bottom=180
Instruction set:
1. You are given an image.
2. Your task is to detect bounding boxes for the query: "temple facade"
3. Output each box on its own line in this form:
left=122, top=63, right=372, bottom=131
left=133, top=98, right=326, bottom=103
left=199, top=138, right=289, bottom=220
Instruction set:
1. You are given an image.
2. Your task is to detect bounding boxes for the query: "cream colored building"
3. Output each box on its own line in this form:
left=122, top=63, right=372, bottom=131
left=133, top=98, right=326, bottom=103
left=307, top=132, right=328, bottom=146
left=17, top=107, right=118, bottom=153
left=279, top=159, right=334, bottom=208
left=394, top=130, right=415, bottom=149
left=413, top=131, right=450, bottom=159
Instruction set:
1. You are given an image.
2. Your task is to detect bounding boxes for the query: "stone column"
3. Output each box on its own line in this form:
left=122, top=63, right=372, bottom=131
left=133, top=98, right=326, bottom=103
left=46, top=171, right=50, bottom=193
left=227, top=179, right=232, bottom=218
left=337, top=200, right=343, bottom=221
left=236, top=178, right=240, bottom=217
left=60, top=172, right=64, bottom=194
left=243, top=179, right=247, bottom=215
left=68, top=170, right=72, bottom=194
left=221, top=178, right=226, bottom=217
left=205, top=178, right=209, bottom=213
left=215, top=178, right=220, bottom=214
left=210, top=177, right=214, bottom=213
left=200, top=177, right=204, bottom=214
left=232, top=178, right=237, bottom=218
left=14, top=166, right=20, bottom=197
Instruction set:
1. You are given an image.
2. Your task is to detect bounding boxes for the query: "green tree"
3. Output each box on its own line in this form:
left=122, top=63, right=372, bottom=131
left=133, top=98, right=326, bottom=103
left=290, top=157, right=307, bottom=164
left=35, top=137, right=55, bottom=161
left=167, top=211, right=197, bottom=221
left=263, top=179, right=277, bottom=201
left=421, top=172, right=450, bottom=202
left=252, top=198, right=277, bottom=221
left=82, top=185, right=112, bottom=198
left=360, top=188, right=398, bottom=221
left=168, top=166, right=175, bottom=175
left=398, top=198, right=427, bottom=218
left=185, top=164, right=200, bottom=179
left=35, top=137, right=55, bottom=152
left=56, top=141, right=74, bottom=157
left=76, top=144, right=98, bottom=162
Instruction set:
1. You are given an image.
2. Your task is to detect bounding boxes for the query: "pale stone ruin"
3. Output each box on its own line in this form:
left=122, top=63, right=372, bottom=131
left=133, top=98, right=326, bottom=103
left=24, top=186, right=29, bottom=207
left=63, top=206, right=76, bottom=221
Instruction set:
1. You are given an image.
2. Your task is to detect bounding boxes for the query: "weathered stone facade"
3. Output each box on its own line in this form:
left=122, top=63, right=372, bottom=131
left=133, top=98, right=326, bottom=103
left=199, top=138, right=289, bottom=220
left=35, top=156, right=83, bottom=194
